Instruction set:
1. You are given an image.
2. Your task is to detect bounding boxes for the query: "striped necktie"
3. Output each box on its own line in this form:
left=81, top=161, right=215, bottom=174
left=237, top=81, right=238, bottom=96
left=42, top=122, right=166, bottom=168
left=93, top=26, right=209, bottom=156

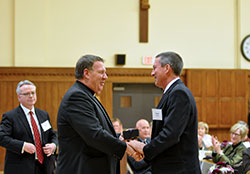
left=30, top=111, right=44, bottom=164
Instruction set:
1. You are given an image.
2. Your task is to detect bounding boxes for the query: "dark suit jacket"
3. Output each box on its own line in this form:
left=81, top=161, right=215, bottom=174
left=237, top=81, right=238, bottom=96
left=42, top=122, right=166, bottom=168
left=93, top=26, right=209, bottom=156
left=56, top=81, right=127, bottom=174
left=0, top=106, right=58, bottom=174
left=243, top=147, right=250, bottom=173
left=143, top=79, right=201, bottom=174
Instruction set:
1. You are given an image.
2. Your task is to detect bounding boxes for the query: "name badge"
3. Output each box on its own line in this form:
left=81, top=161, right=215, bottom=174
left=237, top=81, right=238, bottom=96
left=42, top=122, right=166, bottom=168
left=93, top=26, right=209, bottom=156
left=41, top=120, right=51, bottom=132
left=152, top=108, right=163, bottom=120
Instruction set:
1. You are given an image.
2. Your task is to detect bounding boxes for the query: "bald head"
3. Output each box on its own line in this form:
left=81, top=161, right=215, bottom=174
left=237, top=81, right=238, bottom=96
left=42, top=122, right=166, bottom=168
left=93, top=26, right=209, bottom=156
left=136, top=119, right=151, bottom=140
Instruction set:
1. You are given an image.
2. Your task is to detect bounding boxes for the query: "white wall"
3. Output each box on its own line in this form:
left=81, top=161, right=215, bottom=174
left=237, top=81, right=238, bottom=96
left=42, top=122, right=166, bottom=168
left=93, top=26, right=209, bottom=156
left=0, top=0, right=250, bottom=69
left=0, top=0, right=14, bottom=66
left=240, top=0, right=250, bottom=69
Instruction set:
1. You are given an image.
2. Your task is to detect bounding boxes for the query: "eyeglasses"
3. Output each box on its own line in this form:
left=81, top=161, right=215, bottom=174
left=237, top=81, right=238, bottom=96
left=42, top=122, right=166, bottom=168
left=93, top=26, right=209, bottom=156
left=89, top=69, right=107, bottom=78
left=231, top=132, right=241, bottom=137
left=20, top=91, right=36, bottom=96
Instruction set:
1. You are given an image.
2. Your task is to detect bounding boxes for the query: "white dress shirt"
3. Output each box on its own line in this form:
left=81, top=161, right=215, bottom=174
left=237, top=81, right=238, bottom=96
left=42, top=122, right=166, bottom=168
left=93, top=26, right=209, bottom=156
left=163, top=77, right=180, bottom=94
left=20, top=104, right=42, bottom=158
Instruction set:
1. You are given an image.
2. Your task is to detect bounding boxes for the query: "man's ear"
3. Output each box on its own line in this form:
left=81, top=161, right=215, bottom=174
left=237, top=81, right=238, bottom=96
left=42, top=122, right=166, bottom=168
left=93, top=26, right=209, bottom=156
left=17, top=95, right=21, bottom=102
left=83, top=68, right=90, bottom=79
left=165, top=64, right=171, bottom=72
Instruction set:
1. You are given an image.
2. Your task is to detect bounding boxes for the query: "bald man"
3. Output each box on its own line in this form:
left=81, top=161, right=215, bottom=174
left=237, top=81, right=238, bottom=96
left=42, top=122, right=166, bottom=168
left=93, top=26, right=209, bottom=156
left=136, top=119, right=151, bottom=143
left=127, top=119, right=152, bottom=174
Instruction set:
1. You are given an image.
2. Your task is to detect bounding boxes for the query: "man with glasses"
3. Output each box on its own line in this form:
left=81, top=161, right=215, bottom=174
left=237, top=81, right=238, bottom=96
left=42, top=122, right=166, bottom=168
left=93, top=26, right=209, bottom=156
left=0, top=80, right=57, bottom=174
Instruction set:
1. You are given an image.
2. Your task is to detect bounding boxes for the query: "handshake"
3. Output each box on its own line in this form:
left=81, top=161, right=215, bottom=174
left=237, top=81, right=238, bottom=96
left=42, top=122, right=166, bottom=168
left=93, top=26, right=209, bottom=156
left=121, top=129, right=146, bottom=161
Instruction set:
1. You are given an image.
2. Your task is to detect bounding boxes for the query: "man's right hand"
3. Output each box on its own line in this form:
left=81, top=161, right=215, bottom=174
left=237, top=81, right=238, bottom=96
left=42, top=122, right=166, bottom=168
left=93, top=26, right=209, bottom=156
left=23, top=142, right=36, bottom=154
left=127, top=140, right=145, bottom=154
left=126, top=141, right=144, bottom=161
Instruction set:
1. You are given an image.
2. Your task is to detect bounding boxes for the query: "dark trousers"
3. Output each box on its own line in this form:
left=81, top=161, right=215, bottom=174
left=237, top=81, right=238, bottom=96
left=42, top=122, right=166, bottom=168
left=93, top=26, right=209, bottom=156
left=35, top=160, right=45, bottom=174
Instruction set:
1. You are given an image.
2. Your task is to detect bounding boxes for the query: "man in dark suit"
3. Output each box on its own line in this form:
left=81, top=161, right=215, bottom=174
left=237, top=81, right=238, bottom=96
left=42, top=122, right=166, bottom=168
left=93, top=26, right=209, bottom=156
left=129, top=52, right=201, bottom=174
left=0, top=80, right=57, bottom=174
left=127, top=119, right=152, bottom=174
left=243, top=147, right=250, bottom=174
left=56, top=55, right=135, bottom=174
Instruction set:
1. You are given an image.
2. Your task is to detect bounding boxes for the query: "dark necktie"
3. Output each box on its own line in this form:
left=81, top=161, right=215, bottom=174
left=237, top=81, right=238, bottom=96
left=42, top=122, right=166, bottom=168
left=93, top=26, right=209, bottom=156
left=30, top=111, right=44, bottom=164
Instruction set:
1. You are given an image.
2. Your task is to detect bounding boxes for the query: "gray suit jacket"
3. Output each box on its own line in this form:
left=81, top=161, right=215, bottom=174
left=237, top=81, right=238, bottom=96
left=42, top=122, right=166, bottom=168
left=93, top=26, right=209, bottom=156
left=56, top=81, right=127, bottom=174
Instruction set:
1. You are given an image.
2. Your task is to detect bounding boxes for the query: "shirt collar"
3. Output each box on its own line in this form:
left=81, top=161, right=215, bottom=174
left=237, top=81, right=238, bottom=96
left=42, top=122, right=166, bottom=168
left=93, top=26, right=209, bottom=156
left=76, top=80, right=95, bottom=96
left=20, top=104, right=35, bottom=115
left=163, top=77, right=180, bottom=94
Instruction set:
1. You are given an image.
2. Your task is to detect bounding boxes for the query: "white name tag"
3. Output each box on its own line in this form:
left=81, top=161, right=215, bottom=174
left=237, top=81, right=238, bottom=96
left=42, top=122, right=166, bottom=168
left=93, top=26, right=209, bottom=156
left=152, top=108, right=163, bottom=120
left=41, top=120, right=51, bottom=132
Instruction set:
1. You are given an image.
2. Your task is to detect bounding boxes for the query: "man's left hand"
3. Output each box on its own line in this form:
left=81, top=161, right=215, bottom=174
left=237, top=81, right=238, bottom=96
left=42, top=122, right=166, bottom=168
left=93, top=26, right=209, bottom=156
left=43, top=143, right=56, bottom=157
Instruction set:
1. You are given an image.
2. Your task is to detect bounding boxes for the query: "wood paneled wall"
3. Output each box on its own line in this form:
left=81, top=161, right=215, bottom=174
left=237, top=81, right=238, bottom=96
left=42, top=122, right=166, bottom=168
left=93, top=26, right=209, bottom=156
left=0, top=67, right=249, bottom=171
left=187, top=69, right=249, bottom=141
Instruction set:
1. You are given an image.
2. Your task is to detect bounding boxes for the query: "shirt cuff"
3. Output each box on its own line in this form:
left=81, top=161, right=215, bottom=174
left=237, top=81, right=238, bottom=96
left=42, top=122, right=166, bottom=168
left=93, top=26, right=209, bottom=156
left=52, top=143, right=57, bottom=154
left=21, top=142, right=26, bottom=153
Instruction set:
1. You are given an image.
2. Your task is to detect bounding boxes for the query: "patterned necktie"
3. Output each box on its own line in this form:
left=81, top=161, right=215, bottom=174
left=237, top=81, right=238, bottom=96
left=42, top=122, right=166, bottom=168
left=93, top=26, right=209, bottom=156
left=30, top=111, right=44, bottom=164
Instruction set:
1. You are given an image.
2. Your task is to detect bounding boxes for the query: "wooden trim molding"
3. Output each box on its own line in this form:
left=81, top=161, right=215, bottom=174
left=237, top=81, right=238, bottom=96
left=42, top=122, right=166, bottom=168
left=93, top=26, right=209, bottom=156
left=106, top=68, right=186, bottom=83
left=0, top=67, right=75, bottom=81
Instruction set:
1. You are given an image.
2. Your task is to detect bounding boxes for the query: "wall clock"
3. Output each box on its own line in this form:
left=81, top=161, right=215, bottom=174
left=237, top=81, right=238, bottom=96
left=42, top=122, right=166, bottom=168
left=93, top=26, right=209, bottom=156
left=241, top=35, right=250, bottom=61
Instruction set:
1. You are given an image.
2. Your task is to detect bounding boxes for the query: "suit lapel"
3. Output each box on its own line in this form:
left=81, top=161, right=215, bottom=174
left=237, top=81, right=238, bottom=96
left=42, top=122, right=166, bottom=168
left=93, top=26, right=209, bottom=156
left=17, top=106, right=34, bottom=140
left=157, top=79, right=181, bottom=109
left=92, top=96, right=117, bottom=136
left=93, top=97, right=111, bottom=123
left=75, top=81, right=117, bottom=136
left=152, top=79, right=182, bottom=138
left=34, top=108, right=42, bottom=130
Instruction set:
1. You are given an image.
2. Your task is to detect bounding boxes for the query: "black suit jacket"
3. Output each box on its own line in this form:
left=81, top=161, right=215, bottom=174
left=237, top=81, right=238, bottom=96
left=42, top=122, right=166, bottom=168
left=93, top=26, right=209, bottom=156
left=143, top=79, right=201, bottom=174
left=242, top=147, right=250, bottom=173
left=56, top=81, right=127, bottom=174
left=0, top=106, right=57, bottom=174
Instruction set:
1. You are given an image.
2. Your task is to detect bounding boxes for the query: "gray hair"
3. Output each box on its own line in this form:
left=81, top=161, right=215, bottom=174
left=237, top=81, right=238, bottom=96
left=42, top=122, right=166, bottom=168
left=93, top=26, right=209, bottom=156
left=156, top=51, right=183, bottom=76
left=237, top=120, right=249, bottom=129
left=16, top=80, right=36, bottom=95
left=230, top=123, right=248, bottom=139
left=75, top=55, right=104, bottom=79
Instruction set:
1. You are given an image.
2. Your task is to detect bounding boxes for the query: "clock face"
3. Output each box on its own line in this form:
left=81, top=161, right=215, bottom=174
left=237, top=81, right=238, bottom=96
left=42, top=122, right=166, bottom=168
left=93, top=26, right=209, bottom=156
left=241, top=35, right=250, bottom=61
